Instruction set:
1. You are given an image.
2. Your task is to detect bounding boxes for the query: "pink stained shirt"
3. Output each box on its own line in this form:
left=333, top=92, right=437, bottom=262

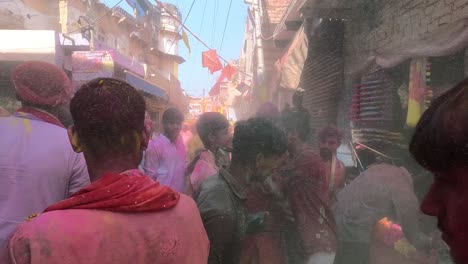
left=143, top=134, right=187, bottom=192
left=0, top=114, right=89, bottom=263
left=8, top=194, right=209, bottom=264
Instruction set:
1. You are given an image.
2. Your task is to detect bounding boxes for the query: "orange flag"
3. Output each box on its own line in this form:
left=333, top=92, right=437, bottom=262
left=202, top=50, right=222, bottom=74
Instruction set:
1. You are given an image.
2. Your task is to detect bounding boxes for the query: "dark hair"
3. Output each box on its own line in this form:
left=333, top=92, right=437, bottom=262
left=70, top=78, right=146, bottom=158
left=410, top=79, right=468, bottom=172
left=317, top=125, right=343, bottom=143
left=281, top=110, right=311, bottom=141
left=162, top=107, right=184, bottom=124
left=196, top=112, right=229, bottom=148
left=231, top=118, right=287, bottom=166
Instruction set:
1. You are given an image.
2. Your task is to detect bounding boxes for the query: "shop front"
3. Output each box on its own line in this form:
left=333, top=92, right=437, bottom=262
left=349, top=18, right=468, bottom=148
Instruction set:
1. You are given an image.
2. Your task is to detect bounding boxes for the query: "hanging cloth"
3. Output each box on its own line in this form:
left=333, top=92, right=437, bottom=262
left=406, top=58, right=428, bottom=127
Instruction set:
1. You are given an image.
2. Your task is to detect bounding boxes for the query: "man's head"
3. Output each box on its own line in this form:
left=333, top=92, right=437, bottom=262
left=68, top=78, right=147, bottom=169
left=409, top=79, right=468, bottom=264
left=317, top=126, right=343, bottom=161
left=280, top=110, right=311, bottom=150
left=162, top=108, right=184, bottom=142
left=196, top=112, right=230, bottom=150
left=11, top=61, right=72, bottom=110
left=231, top=118, right=287, bottom=182
left=255, top=102, right=280, bottom=123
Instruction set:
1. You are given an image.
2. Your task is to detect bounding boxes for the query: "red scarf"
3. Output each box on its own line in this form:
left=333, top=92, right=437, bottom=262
left=45, top=170, right=180, bottom=212
left=17, top=107, right=65, bottom=128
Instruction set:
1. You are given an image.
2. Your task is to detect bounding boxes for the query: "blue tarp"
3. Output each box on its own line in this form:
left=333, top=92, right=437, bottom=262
left=125, top=72, right=168, bottom=101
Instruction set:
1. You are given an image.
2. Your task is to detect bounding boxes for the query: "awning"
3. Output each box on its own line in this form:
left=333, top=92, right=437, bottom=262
left=271, top=24, right=309, bottom=92
left=280, top=25, right=308, bottom=90
left=353, top=18, right=468, bottom=74
left=0, top=30, right=57, bottom=64
left=376, top=18, right=468, bottom=68
left=125, top=71, right=169, bottom=101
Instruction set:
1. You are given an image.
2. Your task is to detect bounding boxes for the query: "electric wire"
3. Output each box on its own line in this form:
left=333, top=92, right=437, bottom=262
left=167, top=0, right=197, bottom=53
left=66, top=0, right=126, bottom=35
left=219, top=0, right=233, bottom=51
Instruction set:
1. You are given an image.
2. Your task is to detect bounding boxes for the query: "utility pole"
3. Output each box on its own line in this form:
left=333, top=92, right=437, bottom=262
left=251, top=0, right=265, bottom=103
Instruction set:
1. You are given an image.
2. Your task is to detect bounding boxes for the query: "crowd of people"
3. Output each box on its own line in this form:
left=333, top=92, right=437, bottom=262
left=0, top=60, right=466, bottom=264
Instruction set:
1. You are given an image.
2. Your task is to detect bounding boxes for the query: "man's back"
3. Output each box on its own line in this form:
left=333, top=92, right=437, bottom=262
left=0, top=115, right=89, bottom=261
left=195, top=170, right=247, bottom=264
left=8, top=195, right=209, bottom=264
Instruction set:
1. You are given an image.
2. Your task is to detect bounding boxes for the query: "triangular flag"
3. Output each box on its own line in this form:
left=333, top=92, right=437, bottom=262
left=221, top=64, right=236, bottom=81
left=202, top=50, right=222, bottom=74
left=182, top=30, right=191, bottom=55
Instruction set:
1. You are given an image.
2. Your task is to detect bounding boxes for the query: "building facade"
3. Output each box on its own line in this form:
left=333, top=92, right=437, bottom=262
left=0, top=0, right=188, bottom=125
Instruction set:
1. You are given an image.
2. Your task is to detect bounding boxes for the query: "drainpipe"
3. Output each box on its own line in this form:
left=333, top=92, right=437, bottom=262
left=252, top=0, right=265, bottom=103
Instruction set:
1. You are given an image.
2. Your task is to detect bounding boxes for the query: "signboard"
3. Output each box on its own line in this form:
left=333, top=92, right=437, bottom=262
left=71, top=50, right=114, bottom=90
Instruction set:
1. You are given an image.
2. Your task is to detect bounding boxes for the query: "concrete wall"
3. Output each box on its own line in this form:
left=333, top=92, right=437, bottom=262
left=347, top=0, right=468, bottom=55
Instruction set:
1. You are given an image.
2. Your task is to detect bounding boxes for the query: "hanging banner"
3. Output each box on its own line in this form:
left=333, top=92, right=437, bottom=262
left=406, top=58, right=428, bottom=127
left=182, top=30, right=191, bottom=55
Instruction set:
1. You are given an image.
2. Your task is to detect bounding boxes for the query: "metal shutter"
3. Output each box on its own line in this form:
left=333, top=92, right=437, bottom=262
left=300, top=20, right=344, bottom=145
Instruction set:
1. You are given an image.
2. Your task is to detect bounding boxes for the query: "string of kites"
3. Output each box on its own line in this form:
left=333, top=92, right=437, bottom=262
left=152, top=0, right=252, bottom=97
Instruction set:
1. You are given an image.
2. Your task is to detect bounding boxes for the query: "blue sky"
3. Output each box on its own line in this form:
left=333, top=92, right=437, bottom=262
left=104, top=0, right=248, bottom=97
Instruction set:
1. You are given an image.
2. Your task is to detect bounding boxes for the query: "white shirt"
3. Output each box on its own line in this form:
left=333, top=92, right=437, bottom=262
left=143, top=134, right=187, bottom=192
left=0, top=114, right=90, bottom=262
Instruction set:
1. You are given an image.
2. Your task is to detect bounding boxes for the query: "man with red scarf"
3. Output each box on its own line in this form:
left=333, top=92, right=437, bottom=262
left=7, top=78, right=209, bottom=264
left=0, top=61, right=90, bottom=263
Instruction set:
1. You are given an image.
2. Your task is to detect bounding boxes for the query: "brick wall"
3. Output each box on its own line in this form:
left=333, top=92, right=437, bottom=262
left=349, top=0, right=468, bottom=52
